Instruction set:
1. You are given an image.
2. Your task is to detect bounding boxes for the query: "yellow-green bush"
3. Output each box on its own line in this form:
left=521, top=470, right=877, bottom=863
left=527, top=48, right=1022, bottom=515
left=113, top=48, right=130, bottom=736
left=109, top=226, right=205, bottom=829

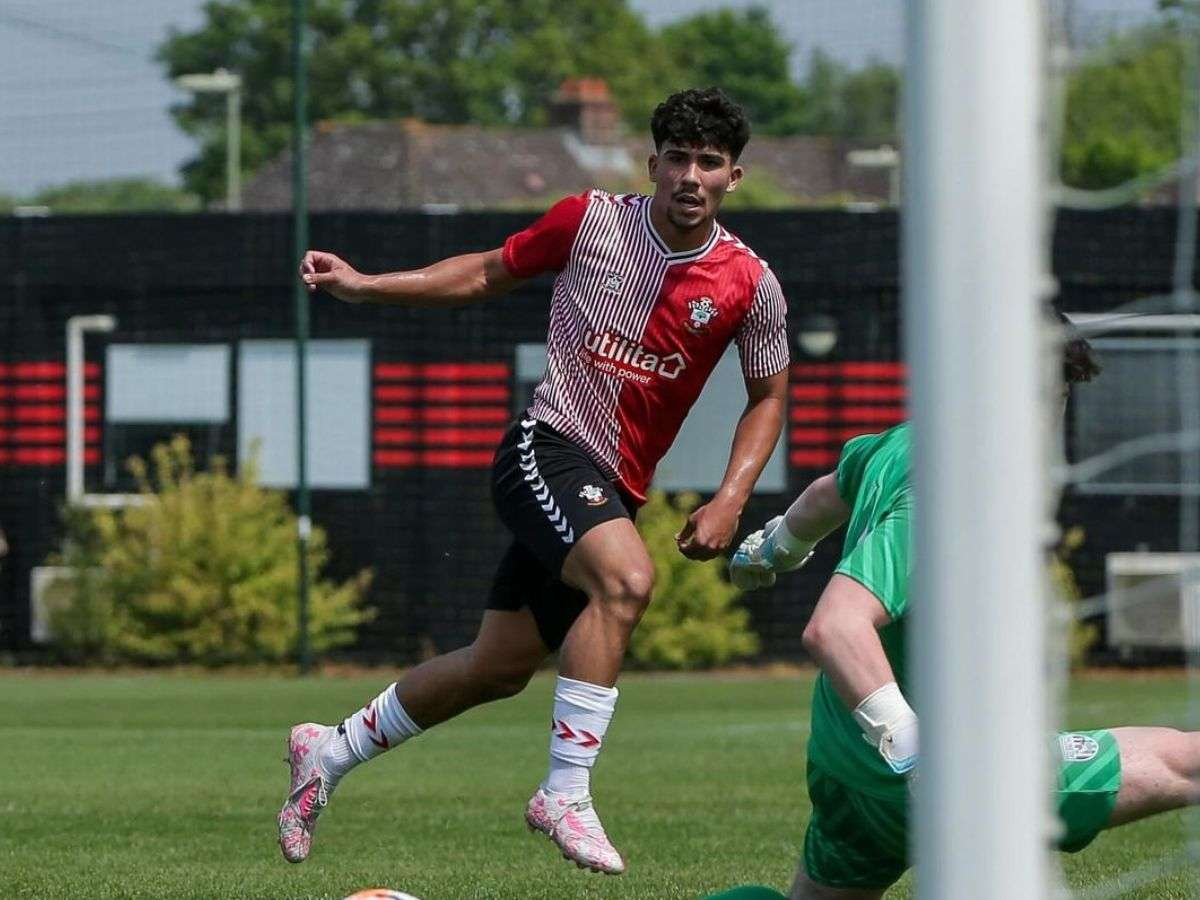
left=48, top=436, right=372, bottom=665
left=1050, top=525, right=1099, bottom=670
left=629, top=490, right=760, bottom=669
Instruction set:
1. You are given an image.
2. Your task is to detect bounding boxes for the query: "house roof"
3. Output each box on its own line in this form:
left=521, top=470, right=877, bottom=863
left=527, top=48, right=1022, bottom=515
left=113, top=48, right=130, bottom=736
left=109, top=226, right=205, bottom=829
left=241, top=118, right=892, bottom=212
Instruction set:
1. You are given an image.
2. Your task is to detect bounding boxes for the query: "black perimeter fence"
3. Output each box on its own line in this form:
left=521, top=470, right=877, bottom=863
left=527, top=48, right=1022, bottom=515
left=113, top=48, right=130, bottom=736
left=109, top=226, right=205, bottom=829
left=0, top=208, right=1185, bottom=662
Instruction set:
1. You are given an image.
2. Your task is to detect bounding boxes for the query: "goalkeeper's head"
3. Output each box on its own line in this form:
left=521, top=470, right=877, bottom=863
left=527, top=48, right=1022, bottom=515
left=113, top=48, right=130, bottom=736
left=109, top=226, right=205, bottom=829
left=1058, top=310, right=1101, bottom=385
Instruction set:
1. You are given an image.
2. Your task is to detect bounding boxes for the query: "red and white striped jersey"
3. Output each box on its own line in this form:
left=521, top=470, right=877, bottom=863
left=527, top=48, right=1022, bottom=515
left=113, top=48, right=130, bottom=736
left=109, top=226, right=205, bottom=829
left=502, top=190, right=789, bottom=503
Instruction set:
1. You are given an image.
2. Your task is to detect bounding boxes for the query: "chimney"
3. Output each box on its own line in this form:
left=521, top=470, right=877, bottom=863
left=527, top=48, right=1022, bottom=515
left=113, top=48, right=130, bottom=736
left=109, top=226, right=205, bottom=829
left=549, top=78, right=621, bottom=146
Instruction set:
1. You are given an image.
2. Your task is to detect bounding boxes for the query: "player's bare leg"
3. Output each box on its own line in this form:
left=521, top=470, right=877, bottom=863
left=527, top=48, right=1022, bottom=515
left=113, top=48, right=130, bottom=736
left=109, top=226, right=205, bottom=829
left=278, top=608, right=548, bottom=863
left=559, top=518, right=655, bottom=686
left=524, top=518, right=655, bottom=875
left=1106, top=726, right=1200, bottom=827
left=789, top=869, right=886, bottom=900
left=394, top=608, right=550, bottom=727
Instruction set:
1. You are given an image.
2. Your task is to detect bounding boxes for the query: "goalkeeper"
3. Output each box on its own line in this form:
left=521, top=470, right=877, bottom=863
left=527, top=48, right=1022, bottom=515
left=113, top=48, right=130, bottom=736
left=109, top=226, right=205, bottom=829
left=712, top=323, right=1200, bottom=899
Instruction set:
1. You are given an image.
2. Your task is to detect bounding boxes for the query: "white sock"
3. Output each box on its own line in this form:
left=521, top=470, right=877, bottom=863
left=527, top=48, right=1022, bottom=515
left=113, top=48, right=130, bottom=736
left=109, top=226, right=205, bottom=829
left=543, top=675, right=618, bottom=798
left=321, top=683, right=423, bottom=780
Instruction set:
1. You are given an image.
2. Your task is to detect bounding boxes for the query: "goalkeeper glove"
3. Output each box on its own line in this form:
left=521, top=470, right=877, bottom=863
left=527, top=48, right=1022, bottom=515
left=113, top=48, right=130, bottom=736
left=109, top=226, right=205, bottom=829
left=728, top=515, right=817, bottom=590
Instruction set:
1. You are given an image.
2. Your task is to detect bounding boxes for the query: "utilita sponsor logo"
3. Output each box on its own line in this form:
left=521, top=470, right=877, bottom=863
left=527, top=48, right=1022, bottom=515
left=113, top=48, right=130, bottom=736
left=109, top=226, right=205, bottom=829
left=581, top=329, right=686, bottom=382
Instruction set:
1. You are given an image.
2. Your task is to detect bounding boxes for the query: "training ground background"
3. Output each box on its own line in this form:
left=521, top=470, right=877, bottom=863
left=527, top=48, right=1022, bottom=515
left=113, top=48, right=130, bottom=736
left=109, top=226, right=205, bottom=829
left=0, top=669, right=1195, bottom=899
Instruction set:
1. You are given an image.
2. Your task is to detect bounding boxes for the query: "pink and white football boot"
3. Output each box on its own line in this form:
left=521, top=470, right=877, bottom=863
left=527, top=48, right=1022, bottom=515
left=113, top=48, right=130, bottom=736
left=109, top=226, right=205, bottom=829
left=525, top=787, right=626, bottom=874
left=278, top=722, right=339, bottom=863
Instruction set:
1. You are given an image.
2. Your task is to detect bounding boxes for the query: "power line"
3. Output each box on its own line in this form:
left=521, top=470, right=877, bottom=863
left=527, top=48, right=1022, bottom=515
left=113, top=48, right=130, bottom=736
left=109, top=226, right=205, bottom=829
left=0, top=10, right=147, bottom=63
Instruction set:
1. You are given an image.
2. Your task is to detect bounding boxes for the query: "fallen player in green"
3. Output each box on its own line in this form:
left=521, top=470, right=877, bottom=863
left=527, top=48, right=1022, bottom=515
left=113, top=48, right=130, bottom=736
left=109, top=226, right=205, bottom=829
left=710, top=325, right=1200, bottom=899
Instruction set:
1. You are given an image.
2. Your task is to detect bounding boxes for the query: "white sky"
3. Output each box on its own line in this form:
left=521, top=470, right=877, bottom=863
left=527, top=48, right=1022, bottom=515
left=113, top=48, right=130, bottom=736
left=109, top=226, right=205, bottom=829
left=0, top=0, right=1162, bottom=195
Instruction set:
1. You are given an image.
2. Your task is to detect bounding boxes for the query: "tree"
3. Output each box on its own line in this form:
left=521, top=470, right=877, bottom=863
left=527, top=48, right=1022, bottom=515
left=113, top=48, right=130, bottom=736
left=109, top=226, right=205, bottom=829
left=793, top=50, right=900, bottom=141
left=26, top=178, right=199, bottom=214
left=660, top=7, right=805, bottom=135
left=158, top=0, right=675, bottom=201
left=837, top=61, right=901, bottom=142
left=1060, top=25, right=1182, bottom=190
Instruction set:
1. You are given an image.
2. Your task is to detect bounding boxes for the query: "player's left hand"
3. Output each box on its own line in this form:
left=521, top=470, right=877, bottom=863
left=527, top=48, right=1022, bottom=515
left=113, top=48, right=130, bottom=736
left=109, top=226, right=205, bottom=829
left=676, top=499, right=740, bottom=560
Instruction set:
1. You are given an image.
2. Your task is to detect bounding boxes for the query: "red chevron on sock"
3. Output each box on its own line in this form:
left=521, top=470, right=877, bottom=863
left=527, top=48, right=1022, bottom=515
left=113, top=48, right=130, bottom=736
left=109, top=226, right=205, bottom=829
left=577, top=729, right=600, bottom=749
left=554, top=720, right=577, bottom=741
left=362, top=703, right=389, bottom=748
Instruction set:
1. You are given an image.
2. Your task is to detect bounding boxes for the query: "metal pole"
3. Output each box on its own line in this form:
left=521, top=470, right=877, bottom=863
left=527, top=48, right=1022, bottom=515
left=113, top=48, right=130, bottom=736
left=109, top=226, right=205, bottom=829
left=906, top=1, right=1048, bottom=898
left=227, top=85, right=242, bottom=212
left=66, top=320, right=86, bottom=505
left=65, top=315, right=115, bottom=505
left=292, top=0, right=312, bottom=674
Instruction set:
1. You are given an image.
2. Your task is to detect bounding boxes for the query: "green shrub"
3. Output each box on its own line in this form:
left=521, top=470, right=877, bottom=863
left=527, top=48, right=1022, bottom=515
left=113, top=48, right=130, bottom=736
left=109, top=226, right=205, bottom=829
left=1050, top=525, right=1099, bottom=670
left=629, top=490, right=761, bottom=669
left=47, top=435, right=372, bottom=665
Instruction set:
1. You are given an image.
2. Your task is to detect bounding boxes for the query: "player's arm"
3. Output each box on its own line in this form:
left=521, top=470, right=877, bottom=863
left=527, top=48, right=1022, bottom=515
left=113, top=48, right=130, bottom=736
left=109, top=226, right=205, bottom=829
left=804, top=574, right=918, bottom=775
left=300, top=247, right=522, bottom=308
left=301, top=193, right=588, bottom=308
left=728, top=472, right=848, bottom=590
left=676, top=368, right=788, bottom=561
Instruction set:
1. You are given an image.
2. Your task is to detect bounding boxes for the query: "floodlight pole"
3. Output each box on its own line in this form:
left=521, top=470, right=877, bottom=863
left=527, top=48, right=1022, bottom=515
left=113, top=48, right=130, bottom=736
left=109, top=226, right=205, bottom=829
left=226, top=84, right=242, bottom=212
left=906, top=2, right=1048, bottom=899
left=292, top=0, right=312, bottom=675
left=174, top=69, right=242, bottom=211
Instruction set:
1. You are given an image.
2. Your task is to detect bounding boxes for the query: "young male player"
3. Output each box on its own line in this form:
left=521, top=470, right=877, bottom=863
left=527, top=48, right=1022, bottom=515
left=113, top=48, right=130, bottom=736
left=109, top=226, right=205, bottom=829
left=714, top=323, right=1200, bottom=898
left=279, top=88, right=791, bottom=874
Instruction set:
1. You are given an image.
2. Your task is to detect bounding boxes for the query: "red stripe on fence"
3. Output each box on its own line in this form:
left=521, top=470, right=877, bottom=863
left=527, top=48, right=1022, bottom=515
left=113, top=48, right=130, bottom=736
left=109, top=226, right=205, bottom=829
left=6, top=425, right=100, bottom=444
left=374, top=449, right=496, bottom=468
left=839, top=361, right=906, bottom=380
left=790, top=406, right=907, bottom=425
left=791, top=361, right=906, bottom=381
left=0, top=405, right=100, bottom=424
left=789, top=449, right=840, bottom=468
left=375, top=427, right=505, bottom=446
left=0, top=362, right=100, bottom=380
left=789, top=363, right=838, bottom=378
left=374, top=405, right=511, bottom=425
left=375, top=385, right=509, bottom=403
left=374, top=386, right=418, bottom=401
left=790, top=426, right=889, bottom=445
left=3, top=383, right=99, bottom=401
left=789, top=384, right=907, bottom=402
left=375, top=362, right=510, bottom=381
left=5, top=447, right=100, bottom=465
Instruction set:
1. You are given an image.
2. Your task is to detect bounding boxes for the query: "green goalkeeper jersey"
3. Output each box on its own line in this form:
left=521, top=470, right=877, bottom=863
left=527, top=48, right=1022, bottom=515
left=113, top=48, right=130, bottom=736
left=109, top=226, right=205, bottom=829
left=807, top=422, right=914, bottom=801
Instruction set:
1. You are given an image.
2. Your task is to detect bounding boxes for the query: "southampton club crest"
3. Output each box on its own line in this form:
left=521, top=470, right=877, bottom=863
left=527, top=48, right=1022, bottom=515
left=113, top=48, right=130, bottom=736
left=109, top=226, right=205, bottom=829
left=579, top=484, right=607, bottom=507
left=687, top=296, right=719, bottom=334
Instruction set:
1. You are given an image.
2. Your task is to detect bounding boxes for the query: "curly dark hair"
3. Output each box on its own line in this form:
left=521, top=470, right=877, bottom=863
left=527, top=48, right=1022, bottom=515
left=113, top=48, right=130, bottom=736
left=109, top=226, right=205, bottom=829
left=1058, top=311, right=1102, bottom=384
left=650, top=88, right=751, bottom=161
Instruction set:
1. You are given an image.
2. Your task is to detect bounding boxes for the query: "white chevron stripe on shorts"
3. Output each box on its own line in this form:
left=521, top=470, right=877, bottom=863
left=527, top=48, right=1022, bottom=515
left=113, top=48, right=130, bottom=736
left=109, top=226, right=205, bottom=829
left=520, top=419, right=575, bottom=546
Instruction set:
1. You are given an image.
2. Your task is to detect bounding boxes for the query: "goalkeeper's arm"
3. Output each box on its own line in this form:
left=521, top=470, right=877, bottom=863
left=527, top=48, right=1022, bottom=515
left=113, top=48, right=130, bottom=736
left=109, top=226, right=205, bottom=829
left=728, top=471, right=849, bottom=589
left=804, top=575, right=918, bottom=775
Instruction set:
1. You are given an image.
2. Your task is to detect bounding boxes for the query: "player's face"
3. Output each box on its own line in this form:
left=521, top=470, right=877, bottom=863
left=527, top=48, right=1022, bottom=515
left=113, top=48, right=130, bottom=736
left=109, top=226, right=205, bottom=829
left=649, top=142, right=744, bottom=232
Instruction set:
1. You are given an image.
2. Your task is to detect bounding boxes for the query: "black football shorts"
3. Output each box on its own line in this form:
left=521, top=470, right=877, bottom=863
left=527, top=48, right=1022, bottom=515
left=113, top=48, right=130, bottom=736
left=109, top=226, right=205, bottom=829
left=487, top=414, right=636, bottom=650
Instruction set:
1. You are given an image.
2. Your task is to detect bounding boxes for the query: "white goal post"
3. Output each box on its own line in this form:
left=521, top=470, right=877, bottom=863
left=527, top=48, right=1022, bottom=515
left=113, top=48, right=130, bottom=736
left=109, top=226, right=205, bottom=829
left=905, top=2, right=1050, bottom=899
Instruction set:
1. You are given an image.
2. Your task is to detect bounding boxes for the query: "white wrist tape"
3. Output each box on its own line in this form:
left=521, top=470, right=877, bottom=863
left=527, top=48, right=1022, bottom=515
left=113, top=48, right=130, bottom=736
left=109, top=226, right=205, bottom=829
left=762, top=516, right=817, bottom=571
left=852, top=682, right=919, bottom=775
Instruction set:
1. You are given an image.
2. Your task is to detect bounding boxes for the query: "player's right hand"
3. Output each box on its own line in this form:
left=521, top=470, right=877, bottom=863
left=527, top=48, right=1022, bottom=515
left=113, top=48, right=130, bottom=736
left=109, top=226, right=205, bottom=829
left=300, top=250, right=368, bottom=302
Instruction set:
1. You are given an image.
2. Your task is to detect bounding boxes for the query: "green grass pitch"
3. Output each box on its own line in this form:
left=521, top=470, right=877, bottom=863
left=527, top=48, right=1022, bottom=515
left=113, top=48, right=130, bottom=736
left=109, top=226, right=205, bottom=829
left=0, top=670, right=1196, bottom=899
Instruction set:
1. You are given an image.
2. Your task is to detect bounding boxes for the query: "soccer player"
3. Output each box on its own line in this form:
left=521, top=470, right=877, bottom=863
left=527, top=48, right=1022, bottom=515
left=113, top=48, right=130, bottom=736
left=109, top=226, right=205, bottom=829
left=278, top=88, right=791, bottom=874
left=714, top=322, right=1200, bottom=898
